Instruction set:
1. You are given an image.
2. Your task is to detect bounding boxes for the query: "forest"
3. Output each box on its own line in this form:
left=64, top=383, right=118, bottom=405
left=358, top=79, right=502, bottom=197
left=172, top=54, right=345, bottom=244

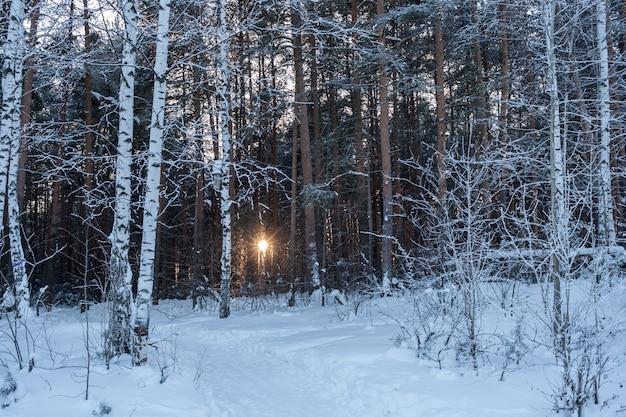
left=2, top=0, right=626, bottom=414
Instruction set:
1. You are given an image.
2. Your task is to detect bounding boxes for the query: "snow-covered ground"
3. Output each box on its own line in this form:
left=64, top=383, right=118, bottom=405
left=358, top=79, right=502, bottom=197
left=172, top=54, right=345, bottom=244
left=2, top=283, right=625, bottom=417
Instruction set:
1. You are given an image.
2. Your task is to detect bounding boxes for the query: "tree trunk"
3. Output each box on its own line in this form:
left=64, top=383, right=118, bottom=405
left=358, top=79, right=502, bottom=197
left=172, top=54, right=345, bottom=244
left=17, top=0, right=40, bottom=209
left=0, top=0, right=28, bottom=318
left=134, top=0, right=171, bottom=365
left=218, top=0, right=233, bottom=319
left=108, top=0, right=138, bottom=358
left=350, top=0, right=372, bottom=279
left=377, top=0, right=392, bottom=292
left=289, top=123, right=298, bottom=303
left=292, top=9, right=319, bottom=290
left=434, top=11, right=447, bottom=208
left=596, top=0, right=616, bottom=248
left=81, top=0, right=96, bottom=287
left=498, top=1, right=510, bottom=213
left=472, top=1, right=489, bottom=152
left=545, top=0, right=568, bottom=354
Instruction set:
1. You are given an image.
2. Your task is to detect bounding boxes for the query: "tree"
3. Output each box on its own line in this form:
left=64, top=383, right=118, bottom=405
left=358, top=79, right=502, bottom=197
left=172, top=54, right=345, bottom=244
left=377, top=0, right=392, bottom=292
left=596, top=0, right=616, bottom=250
left=135, top=0, right=172, bottom=364
left=217, top=0, right=234, bottom=319
left=434, top=9, right=447, bottom=210
left=292, top=4, right=320, bottom=291
left=107, top=0, right=139, bottom=358
left=0, top=0, right=29, bottom=318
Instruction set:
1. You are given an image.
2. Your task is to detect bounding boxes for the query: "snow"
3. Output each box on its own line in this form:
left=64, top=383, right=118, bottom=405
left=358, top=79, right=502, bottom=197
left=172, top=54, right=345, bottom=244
left=2, top=286, right=625, bottom=417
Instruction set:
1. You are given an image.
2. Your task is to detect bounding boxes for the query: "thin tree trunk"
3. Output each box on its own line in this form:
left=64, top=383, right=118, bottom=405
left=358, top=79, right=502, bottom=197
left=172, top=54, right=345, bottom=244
left=472, top=1, right=489, bottom=152
left=83, top=0, right=94, bottom=192
left=1, top=0, right=28, bottom=318
left=499, top=1, right=509, bottom=132
left=292, top=8, right=319, bottom=290
left=47, top=87, right=68, bottom=291
left=350, top=0, right=372, bottom=278
left=498, top=1, right=510, bottom=213
left=545, top=0, right=567, bottom=354
left=434, top=11, right=447, bottom=208
left=377, top=0, right=392, bottom=292
left=81, top=0, right=96, bottom=286
left=134, top=0, right=170, bottom=365
left=596, top=0, right=616, bottom=248
left=108, top=0, right=139, bottom=358
left=218, top=0, right=233, bottom=319
left=289, top=122, right=298, bottom=305
left=17, top=0, right=40, bottom=209
left=191, top=59, right=205, bottom=304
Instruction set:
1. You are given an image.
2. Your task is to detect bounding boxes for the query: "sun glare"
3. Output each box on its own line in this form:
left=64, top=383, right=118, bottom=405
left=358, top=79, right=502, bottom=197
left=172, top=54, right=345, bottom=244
left=258, top=239, right=268, bottom=253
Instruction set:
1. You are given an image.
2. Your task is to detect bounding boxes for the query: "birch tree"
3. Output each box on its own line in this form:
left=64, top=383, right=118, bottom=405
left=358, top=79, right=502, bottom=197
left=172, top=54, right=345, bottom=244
left=107, top=0, right=139, bottom=358
left=134, top=0, right=171, bottom=364
left=0, top=0, right=29, bottom=318
left=595, top=0, right=616, bottom=250
left=545, top=0, right=568, bottom=355
left=217, top=0, right=233, bottom=319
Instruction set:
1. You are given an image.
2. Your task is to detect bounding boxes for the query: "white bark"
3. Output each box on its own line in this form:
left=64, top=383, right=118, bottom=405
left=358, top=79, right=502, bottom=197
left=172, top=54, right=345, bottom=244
left=0, top=0, right=28, bottom=318
left=108, top=0, right=138, bottom=357
left=546, top=0, right=567, bottom=264
left=545, top=0, right=569, bottom=357
left=596, top=0, right=616, bottom=248
left=218, top=0, right=233, bottom=319
left=8, top=147, right=28, bottom=318
left=134, top=0, right=171, bottom=365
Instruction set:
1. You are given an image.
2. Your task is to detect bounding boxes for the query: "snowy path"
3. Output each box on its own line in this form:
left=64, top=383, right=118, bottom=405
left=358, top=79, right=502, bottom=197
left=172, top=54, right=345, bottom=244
left=165, top=308, right=507, bottom=417
left=178, top=315, right=370, bottom=417
left=160, top=304, right=549, bottom=417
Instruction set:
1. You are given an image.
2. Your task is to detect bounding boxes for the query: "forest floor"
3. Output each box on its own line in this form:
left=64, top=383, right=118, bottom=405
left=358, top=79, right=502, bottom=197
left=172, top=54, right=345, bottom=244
left=2, top=282, right=626, bottom=417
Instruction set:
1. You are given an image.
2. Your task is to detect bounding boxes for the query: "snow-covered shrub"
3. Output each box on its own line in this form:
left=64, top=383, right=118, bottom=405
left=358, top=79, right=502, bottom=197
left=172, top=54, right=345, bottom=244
left=0, top=363, right=17, bottom=408
left=391, top=280, right=461, bottom=368
left=538, top=267, right=624, bottom=416
left=330, top=288, right=373, bottom=321
left=92, top=400, right=112, bottom=416
left=496, top=317, right=530, bottom=381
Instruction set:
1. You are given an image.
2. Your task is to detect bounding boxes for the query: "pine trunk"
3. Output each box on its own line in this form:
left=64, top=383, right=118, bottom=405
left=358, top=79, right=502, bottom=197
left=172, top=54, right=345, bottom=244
left=434, top=11, right=447, bottom=208
left=292, top=9, right=319, bottom=290
left=377, top=0, right=392, bottom=292
left=17, top=0, right=40, bottom=209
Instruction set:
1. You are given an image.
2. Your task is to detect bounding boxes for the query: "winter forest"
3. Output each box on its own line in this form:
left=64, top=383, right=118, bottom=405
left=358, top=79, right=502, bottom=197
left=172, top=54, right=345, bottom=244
left=2, top=0, right=626, bottom=415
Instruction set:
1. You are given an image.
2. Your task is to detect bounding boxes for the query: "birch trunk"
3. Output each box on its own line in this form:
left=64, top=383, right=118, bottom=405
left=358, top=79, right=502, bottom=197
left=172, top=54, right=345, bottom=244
left=545, top=0, right=568, bottom=354
left=108, top=0, right=138, bottom=358
left=1, top=0, right=28, bottom=318
left=218, top=0, right=233, bottom=319
left=596, top=0, right=616, bottom=248
left=134, top=0, right=171, bottom=365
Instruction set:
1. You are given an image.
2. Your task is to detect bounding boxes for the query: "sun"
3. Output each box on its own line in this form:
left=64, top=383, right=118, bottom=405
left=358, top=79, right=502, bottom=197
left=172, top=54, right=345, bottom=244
left=258, top=239, right=268, bottom=253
